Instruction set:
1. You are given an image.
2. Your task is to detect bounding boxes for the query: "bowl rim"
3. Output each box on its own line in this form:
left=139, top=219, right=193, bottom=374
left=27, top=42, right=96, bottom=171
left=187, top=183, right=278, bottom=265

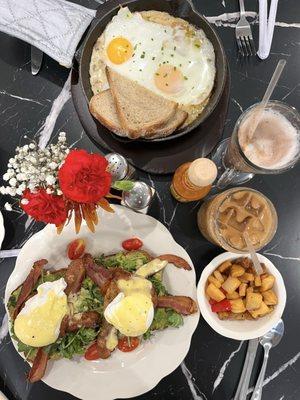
left=78, top=0, right=227, bottom=143
left=197, top=252, right=287, bottom=340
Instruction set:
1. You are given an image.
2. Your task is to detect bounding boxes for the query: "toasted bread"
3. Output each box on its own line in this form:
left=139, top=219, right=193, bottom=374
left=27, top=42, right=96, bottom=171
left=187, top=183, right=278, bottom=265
left=146, top=109, right=188, bottom=139
left=89, top=91, right=127, bottom=137
left=107, top=68, right=178, bottom=138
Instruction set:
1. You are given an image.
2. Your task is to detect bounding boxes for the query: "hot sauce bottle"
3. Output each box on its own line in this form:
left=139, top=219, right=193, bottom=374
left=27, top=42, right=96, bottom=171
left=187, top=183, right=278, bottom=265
left=170, top=158, right=217, bottom=202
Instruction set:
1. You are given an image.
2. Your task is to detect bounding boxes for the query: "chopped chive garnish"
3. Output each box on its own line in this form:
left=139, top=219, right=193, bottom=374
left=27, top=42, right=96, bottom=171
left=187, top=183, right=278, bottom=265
left=163, top=73, right=168, bottom=77
left=171, top=54, right=174, bottom=57
left=141, top=54, right=145, bottom=58
left=184, top=76, right=188, bottom=80
left=152, top=57, right=155, bottom=60
left=165, top=83, right=169, bottom=86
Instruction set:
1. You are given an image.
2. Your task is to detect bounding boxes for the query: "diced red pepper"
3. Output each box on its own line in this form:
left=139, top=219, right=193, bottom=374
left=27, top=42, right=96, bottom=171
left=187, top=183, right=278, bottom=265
left=211, top=299, right=232, bottom=313
left=209, top=299, right=217, bottom=306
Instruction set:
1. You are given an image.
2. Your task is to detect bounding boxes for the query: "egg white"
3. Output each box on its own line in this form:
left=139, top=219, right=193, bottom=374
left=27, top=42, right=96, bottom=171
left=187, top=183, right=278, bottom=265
left=103, top=7, right=216, bottom=105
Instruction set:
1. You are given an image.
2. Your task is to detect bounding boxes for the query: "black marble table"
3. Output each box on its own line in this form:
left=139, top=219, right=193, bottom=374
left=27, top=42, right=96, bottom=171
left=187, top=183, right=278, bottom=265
left=0, top=1, right=299, bottom=399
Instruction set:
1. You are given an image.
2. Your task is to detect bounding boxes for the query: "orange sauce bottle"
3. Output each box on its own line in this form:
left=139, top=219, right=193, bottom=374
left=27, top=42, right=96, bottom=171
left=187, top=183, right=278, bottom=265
left=170, top=158, right=217, bottom=202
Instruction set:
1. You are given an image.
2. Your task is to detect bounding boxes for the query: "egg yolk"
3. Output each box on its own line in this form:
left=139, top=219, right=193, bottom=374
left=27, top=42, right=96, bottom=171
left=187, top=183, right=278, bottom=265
left=154, top=65, right=185, bottom=94
left=106, top=37, right=133, bottom=64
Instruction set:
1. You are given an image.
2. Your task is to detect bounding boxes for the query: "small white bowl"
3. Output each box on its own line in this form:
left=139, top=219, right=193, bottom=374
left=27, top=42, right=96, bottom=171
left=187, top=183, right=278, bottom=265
left=197, top=252, right=286, bottom=340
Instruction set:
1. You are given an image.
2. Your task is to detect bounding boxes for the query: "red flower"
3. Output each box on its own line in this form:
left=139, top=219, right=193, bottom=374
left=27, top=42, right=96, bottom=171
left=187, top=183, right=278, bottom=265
left=21, top=189, right=67, bottom=227
left=58, top=150, right=111, bottom=203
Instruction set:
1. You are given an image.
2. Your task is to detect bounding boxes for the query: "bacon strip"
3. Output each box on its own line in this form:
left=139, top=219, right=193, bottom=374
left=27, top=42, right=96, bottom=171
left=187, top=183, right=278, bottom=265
left=84, top=254, right=113, bottom=294
left=28, top=347, right=49, bottom=383
left=67, top=311, right=100, bottom=332
left=13, top=259, right=47, bottom=319
left=158, top=254, right=192, bottom=270
left=157, top=295, right=198, bottom=315
left=64, top=259, right=85, bottom=295
left=96, top=321, right=114, bottom=359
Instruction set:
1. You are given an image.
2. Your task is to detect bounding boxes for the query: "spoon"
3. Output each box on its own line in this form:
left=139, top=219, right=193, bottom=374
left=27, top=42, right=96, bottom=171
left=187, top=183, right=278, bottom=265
left=243, top=232, right=263, bottom=275
left=250, top=319, right=284, bottom=400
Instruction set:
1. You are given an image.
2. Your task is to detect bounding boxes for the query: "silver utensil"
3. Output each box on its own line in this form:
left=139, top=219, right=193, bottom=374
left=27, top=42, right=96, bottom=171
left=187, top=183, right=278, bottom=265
left=236, top=0, right=256, bottom=56
left=122, top=181, right=153, bottom=210
left=31, top=45, right=43, bottom=75
left=234, top=339, right=259, bottom=400
left=250, top=319, right=284, bottom=400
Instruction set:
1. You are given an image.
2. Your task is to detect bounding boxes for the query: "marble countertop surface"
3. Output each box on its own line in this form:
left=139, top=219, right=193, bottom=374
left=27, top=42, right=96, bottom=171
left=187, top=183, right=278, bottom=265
left=0, top=1, right=299, bottom=399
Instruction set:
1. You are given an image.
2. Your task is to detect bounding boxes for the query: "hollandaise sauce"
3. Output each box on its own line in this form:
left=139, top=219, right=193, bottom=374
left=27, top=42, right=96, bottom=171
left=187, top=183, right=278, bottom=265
left=14, top=279, right=68, bottom=347
left=104, top=277, right=154, bottom=337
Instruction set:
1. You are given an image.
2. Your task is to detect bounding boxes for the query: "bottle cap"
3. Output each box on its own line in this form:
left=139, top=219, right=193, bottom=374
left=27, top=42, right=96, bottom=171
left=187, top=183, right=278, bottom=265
left=187, top=158, right=217, bottom=187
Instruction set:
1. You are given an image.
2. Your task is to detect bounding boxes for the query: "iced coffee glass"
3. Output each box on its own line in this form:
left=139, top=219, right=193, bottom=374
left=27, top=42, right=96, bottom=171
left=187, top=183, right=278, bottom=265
left=212, top=101, right=300, bottom=189
left=197, top=187, right=278, bottom=253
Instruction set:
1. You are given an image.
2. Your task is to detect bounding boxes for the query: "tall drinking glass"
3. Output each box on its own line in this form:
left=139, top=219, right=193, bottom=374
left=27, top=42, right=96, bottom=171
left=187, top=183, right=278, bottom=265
left=212, top=101, right=300, bottom=189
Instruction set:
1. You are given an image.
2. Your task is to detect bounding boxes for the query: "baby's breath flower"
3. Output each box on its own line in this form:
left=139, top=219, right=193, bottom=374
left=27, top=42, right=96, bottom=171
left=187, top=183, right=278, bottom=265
left=21, top=198, right=29, bottom=205
left=4, top=202, right=12, bottom=211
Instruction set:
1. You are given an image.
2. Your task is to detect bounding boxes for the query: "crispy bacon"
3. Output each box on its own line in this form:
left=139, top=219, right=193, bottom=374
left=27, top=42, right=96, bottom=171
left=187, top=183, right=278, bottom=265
left=96, top=321, right=114, bottom=359
left=157, top=295, right=198, bottom=315
left=59, top=315, right=69, bottom=337
left=64, top=259, right=85, bottom=295
left=13, top=259, right=47, bottom=320
left=67, top=311, right=100, bottom=332
left=158, top=254, right=192, bottom=270
left=28, top=347, right=49, bottom=383
left=84, top=253, right=113, bottom=294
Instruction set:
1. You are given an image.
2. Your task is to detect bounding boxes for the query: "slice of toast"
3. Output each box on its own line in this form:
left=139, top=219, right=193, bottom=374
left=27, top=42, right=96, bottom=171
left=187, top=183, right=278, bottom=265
left=145, top=109, right=188, bottom=139
left=89, top=91, right=127, bottom=137
left=107, top=67, right=178, bottom=138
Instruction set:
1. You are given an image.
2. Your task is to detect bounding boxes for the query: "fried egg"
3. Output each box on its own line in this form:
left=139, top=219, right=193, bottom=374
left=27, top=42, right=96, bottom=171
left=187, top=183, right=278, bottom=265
left=14, top=279, right=68, bottom=347
left=104, top=276, right=154, bottom=337
left=103, top=7, right=215, bottom=105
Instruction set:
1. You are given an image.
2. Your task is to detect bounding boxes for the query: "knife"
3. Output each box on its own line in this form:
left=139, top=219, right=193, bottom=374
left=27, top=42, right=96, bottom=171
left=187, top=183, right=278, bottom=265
left=234, top=338, right=259, bottom=400
left=31, top=45, right=43, bottom=75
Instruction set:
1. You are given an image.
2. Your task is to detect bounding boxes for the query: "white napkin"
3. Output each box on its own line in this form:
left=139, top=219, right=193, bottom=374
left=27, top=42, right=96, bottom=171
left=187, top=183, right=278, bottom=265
left=0, top=0, right=96, bottom=67
left=258, top=0, right=279, bottom=59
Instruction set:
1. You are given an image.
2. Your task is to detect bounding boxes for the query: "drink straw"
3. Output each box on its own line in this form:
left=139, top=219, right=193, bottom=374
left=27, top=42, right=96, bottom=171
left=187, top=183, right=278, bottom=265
left=243, top=232, right=263, bottom=275
left=248, top=59, right=286, bottom=139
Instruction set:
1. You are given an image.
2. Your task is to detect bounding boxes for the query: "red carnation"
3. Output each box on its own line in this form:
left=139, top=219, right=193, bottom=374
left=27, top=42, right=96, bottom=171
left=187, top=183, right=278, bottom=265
left=21, top=189, right=67, bottom=227
left=58, top=150, right=112, bottom=203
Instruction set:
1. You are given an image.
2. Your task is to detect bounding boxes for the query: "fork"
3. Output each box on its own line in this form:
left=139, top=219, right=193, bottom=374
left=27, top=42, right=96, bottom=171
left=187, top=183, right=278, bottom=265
left=235, top=0, right=256, bottom=56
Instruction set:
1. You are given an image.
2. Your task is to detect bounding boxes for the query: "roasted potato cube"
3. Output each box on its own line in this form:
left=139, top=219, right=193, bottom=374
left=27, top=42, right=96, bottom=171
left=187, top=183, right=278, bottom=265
left=249, top=301, right=270, bottom=318
left=230, top=264, right=245, bottom=278
left=213, top=270, right=225, bottom=283
left=226, top=291, right=240, bottom=300
left=206, top=283, right=226, bottom=302
left=260, top=275, right=275, bottom=292
left=218, top=260, right=232, bottom=273
left=240, top=272, right=255, bottom=282
left=222, top=276, right=241, bottom=293
left=230, top=299, right=246, bottom=313
left=254, top=275, right=262, bottom=287
left=235, top=257, right=253, bottom=270
left=246, top=292, right=263, bottom=311
left=246, top=287, right=254, bottom=294
left=239, top=283, right=247, bottom=297
left=217, top=311, right=230, bottom=320
left=262, top=290, right=278, bottom=305
left=208, top=275, right=221, bottom=288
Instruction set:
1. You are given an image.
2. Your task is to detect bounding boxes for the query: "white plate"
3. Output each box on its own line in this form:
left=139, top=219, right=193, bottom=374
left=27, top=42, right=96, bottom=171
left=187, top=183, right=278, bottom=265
left=197, top=252, right=286, bottom=341
left=0, top=212, right=4, bottom=249
left=5, top=205, right=199, bottom=400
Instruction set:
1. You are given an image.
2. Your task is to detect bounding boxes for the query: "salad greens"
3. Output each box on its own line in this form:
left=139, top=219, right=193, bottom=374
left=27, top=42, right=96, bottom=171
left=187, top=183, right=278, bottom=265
left=49, top=328, right=98, bottom=359
left=71, top=277, right=103, bottom=315
left=143, top=308, right=183, bottom=339
left=95, top=251, right=151, bottom=272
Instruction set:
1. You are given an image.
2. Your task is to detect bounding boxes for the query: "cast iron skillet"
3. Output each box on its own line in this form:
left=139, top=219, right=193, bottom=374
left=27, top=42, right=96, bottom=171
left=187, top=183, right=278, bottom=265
left=79, top=0, right=227, bottom=143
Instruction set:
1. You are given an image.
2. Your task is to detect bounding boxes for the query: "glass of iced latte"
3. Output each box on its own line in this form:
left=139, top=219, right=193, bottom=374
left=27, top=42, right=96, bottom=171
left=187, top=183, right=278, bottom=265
left=212, top=101, right=300, bottom=188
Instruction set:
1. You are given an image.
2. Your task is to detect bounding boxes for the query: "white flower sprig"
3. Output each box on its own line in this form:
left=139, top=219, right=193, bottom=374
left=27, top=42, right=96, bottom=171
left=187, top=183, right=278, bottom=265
left=0, top=132, right=69, bottom=209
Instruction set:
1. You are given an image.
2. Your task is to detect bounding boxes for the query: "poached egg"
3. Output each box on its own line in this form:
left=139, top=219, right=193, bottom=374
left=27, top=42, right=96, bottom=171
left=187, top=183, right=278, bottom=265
left=104, top=276, right=154, bottom=337
left=14, top=278, right=68, bottom=347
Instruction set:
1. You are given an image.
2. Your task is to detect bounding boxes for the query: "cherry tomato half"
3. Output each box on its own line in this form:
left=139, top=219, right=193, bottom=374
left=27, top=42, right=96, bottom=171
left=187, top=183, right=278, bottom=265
left=122, top=238, right=143, bottom=251
left=84, top=343, right=101, bottom=360
left=117, top=337, right=140, bottom=352
left=67, top=239, right=86, bottom=260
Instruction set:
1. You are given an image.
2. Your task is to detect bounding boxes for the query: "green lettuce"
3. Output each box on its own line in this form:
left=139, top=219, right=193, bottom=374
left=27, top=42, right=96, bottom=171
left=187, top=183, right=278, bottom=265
left=96, top=251, right=151, bottom=272
left=71, top=277, right=103, bottom=314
